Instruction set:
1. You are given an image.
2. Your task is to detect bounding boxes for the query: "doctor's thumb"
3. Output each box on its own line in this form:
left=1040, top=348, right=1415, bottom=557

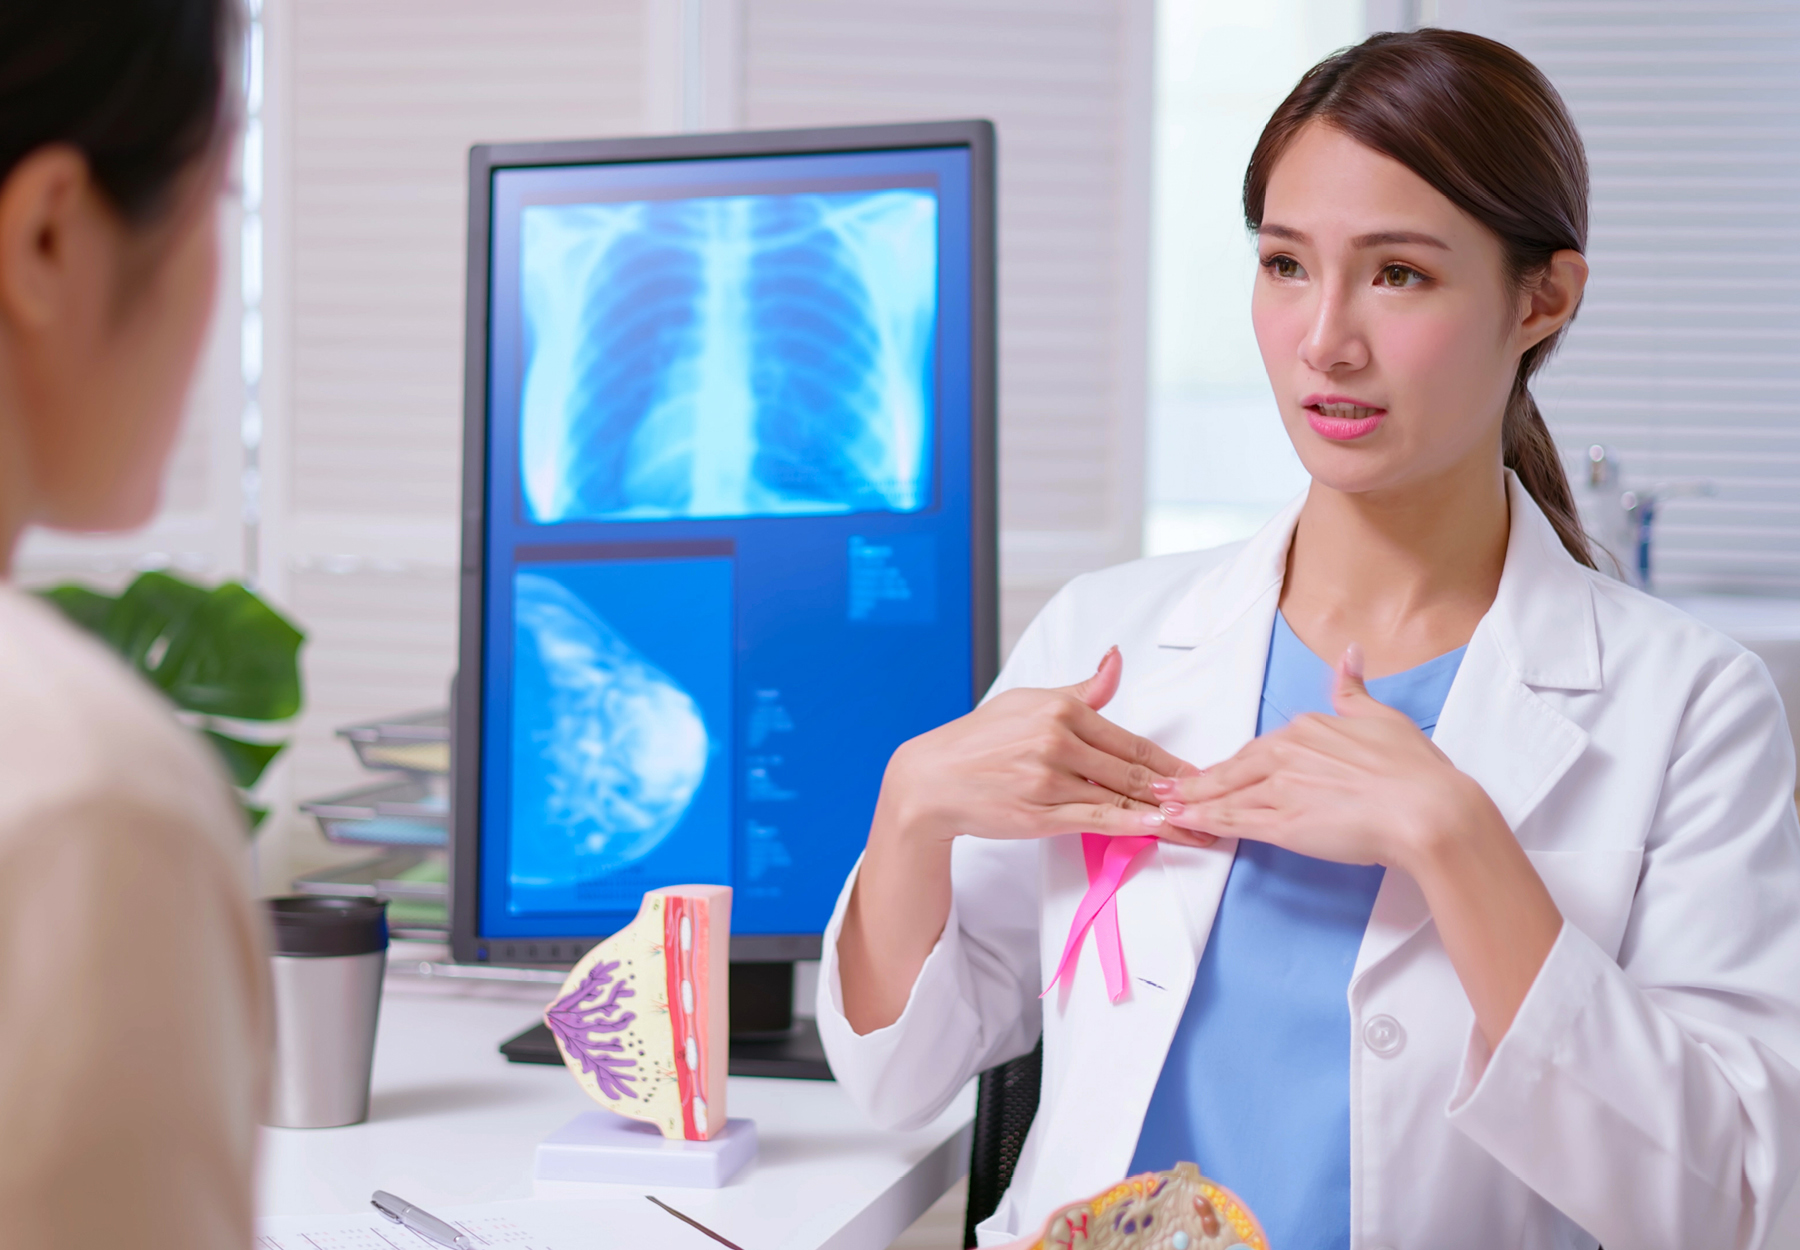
left=1331, top=643, right=1380, bottom=717
left=1066, top=645, right=1122, bottom=711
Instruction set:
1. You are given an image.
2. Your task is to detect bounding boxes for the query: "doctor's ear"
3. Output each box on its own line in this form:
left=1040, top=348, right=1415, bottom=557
left=1515, top=248, right=1588, bottom=354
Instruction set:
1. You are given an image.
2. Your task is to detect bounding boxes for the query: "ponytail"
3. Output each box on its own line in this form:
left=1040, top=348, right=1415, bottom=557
left=1503, top=377, right=1595, bottom=568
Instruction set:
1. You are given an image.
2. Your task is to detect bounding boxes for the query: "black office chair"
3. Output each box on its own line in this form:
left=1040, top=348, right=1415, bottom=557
left=963, top=1038, right=1044, bottom=1248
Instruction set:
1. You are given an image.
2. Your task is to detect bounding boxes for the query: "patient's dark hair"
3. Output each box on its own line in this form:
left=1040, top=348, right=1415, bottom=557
left=0, top=0, right=239, bottom=227
left=1245, top=28, right=1595, bottom=568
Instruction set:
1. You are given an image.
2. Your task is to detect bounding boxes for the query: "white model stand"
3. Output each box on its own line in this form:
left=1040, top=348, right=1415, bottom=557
left=534, top=1109, right=758, bottom=1187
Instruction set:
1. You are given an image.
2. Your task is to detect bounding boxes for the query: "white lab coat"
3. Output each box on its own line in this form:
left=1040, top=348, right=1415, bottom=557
left=816, top=474, right=1800, bottom=1249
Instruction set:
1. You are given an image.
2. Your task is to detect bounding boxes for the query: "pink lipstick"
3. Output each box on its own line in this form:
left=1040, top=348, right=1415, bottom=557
left=1301, top=393, right=1386, bottom=441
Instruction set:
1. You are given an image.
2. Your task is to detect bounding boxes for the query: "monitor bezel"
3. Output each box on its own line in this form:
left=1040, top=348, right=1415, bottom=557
left=451, top=119, right=998, bottom=966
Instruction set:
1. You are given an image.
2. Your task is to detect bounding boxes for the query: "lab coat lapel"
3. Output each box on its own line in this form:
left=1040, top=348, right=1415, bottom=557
left=1353, top=475, right=1598, bottom=984
left=1134, top=492, right=1302, bottom=958
left=1035, top=496, right=1299, bottom=1189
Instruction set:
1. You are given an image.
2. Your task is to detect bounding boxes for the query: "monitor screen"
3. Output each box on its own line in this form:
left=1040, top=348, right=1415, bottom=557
left=454, top=123, right=995, bottom=963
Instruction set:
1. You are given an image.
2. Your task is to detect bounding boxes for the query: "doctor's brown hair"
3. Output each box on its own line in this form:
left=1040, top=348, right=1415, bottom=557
left=1244, top=28, right=1596, bottom=568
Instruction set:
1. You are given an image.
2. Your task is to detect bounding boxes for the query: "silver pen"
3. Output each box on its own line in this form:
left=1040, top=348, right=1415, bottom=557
left=370, top=1190, right=472, bottom=1249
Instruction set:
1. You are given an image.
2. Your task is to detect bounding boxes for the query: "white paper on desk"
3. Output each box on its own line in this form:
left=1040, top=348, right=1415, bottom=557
left=255, top=1197, right=727, bottom=1250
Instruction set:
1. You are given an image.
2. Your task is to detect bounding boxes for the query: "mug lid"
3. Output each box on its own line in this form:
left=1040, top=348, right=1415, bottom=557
left=264, top=895, right=389, bottom=957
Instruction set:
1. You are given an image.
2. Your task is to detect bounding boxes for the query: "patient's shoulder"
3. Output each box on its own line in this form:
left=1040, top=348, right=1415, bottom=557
left=0, top=585, right=240, bottom=854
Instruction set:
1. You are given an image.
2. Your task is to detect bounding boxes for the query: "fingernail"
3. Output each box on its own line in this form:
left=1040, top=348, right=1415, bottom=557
left=1161, top=803, right=1183, bottom=817
left=1149, top=778, right=1174, bottom=797
left=1098, top=644, right=1119, bottom=671
left=1140, top=811, right=1165, bottom=828
left=1343, top=642, right=1365, bottom=680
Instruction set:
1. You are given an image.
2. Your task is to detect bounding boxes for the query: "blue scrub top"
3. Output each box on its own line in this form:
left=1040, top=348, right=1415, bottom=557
left=1128, top=613, right=1465, bottom=1250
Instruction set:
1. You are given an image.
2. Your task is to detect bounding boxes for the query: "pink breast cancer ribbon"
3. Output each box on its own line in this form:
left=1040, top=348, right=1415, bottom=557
left=1042, top=832, right=1158, bottom=1003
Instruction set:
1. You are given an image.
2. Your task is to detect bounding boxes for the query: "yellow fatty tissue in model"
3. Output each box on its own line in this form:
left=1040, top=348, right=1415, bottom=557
left=1006, top=1163, right=1267, bottom=1250
left=544, top=884, right=731, bottom=1141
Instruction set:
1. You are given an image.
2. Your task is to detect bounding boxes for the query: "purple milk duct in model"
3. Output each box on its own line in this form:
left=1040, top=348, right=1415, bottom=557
left=545, top=958, right=641, bottom=1100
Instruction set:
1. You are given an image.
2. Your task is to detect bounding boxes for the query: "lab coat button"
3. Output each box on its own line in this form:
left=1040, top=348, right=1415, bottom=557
left=1363, top=1014, right=1406, bottom=1057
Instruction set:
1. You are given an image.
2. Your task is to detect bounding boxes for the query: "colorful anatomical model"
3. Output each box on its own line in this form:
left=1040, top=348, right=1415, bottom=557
left=544, top=884, right=731, bottom=1140
left=1010, top=1163, right=1267, bottom=1250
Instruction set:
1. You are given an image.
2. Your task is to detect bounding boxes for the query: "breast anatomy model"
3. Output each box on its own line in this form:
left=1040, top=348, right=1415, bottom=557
left=1010, top=1163, right=1268, bottom=1250
left=543, top=884, right=731, bottom=1141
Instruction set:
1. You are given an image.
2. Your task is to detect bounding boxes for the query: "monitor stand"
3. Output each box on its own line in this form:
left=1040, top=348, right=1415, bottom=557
left=499, top=960, right=832, bottom=1080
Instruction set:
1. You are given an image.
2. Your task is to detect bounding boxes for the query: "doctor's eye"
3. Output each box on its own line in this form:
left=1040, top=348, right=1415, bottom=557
left=1261, top=254, right=1305, bottom=281
left=1378, top=263, right=1427, bottom=289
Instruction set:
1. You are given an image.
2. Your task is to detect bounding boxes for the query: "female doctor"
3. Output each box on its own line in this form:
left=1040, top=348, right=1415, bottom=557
left=818, top=28, right=1800, bottom=1250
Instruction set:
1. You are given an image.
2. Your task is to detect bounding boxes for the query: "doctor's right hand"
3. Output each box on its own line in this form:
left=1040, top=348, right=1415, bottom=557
left=841, top=648, right=1203, bottom=1033
left=873, top=646, right=1205, bottom=849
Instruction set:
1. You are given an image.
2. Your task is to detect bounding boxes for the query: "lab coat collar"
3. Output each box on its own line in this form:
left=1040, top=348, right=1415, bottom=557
left=1137, top=471, right=1599, bottom=991
left=1152, top=472, right=1600, bottom=692
left=1482, top=471, right=1602, bottom=693
left=1153, top=492, right=1304, bottom=650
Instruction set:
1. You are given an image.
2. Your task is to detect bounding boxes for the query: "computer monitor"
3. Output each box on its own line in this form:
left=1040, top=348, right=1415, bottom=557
left=451, top=121, right=997, bottom=973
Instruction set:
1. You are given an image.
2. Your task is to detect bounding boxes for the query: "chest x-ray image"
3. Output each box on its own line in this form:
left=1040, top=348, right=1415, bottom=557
left=518, top=188, right=938, bottom=524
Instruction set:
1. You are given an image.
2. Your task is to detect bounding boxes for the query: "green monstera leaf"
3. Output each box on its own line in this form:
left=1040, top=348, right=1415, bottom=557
left=146, top=581, right=303, bottom=721
left=203, top=728, right=288, bottom=789
left=38, top=571, right=305, bottom=830
left=38, top=583, right=114, bottom=635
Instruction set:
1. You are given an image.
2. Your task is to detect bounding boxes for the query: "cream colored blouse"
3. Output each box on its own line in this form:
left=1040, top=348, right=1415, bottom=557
left=0, top=583, right=270, bottom=1249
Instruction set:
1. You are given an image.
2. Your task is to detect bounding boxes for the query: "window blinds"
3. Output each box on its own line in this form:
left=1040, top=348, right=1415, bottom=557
left=1478, top=1, right=1800, bottom=594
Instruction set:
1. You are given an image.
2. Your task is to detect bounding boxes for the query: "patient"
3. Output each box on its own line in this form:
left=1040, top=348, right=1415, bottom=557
left=0, top=3, right=269, bottom=1248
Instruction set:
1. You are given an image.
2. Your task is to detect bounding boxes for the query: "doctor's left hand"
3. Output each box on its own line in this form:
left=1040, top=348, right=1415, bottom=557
left=1155, top=645, right=1566, bottom=1049
left=1151, top=644, right=1498, bottom=873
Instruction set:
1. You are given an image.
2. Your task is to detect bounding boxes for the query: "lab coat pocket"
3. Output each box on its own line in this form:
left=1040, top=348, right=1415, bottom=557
left=1524, top=847, right=1644, bottom=960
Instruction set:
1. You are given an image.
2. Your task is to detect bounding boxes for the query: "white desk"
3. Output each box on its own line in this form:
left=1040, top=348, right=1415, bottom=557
left=258, top=978, right=974, bottom=1250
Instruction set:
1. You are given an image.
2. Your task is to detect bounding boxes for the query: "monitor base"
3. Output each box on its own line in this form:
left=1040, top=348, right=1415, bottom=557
left=726, top=1018, right=833, bottom=1080
left=500, top=1017, right=833, bottom=1081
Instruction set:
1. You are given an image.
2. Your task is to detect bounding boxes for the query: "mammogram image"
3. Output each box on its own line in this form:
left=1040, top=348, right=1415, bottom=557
left=518, top=189, right=938, bottom=523
left=510, top=571, right=711, bottom=886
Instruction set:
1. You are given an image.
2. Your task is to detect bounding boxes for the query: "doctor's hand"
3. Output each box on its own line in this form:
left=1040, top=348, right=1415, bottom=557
left=1152, top=643, right=1566, bottom=1051
left=1152, top=644, right=1491, bottom=872
left=876, top=645, right=1206, bottom=849
left=842, top=647, right=1202, bottom=1034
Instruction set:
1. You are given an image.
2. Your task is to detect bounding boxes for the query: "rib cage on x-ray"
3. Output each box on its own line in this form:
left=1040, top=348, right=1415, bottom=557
left=519, top=190, right=937, bottom=523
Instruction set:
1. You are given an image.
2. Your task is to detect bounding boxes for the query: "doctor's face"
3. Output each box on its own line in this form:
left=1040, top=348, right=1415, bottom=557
left=1250, top=122, right=1525, bottom=498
